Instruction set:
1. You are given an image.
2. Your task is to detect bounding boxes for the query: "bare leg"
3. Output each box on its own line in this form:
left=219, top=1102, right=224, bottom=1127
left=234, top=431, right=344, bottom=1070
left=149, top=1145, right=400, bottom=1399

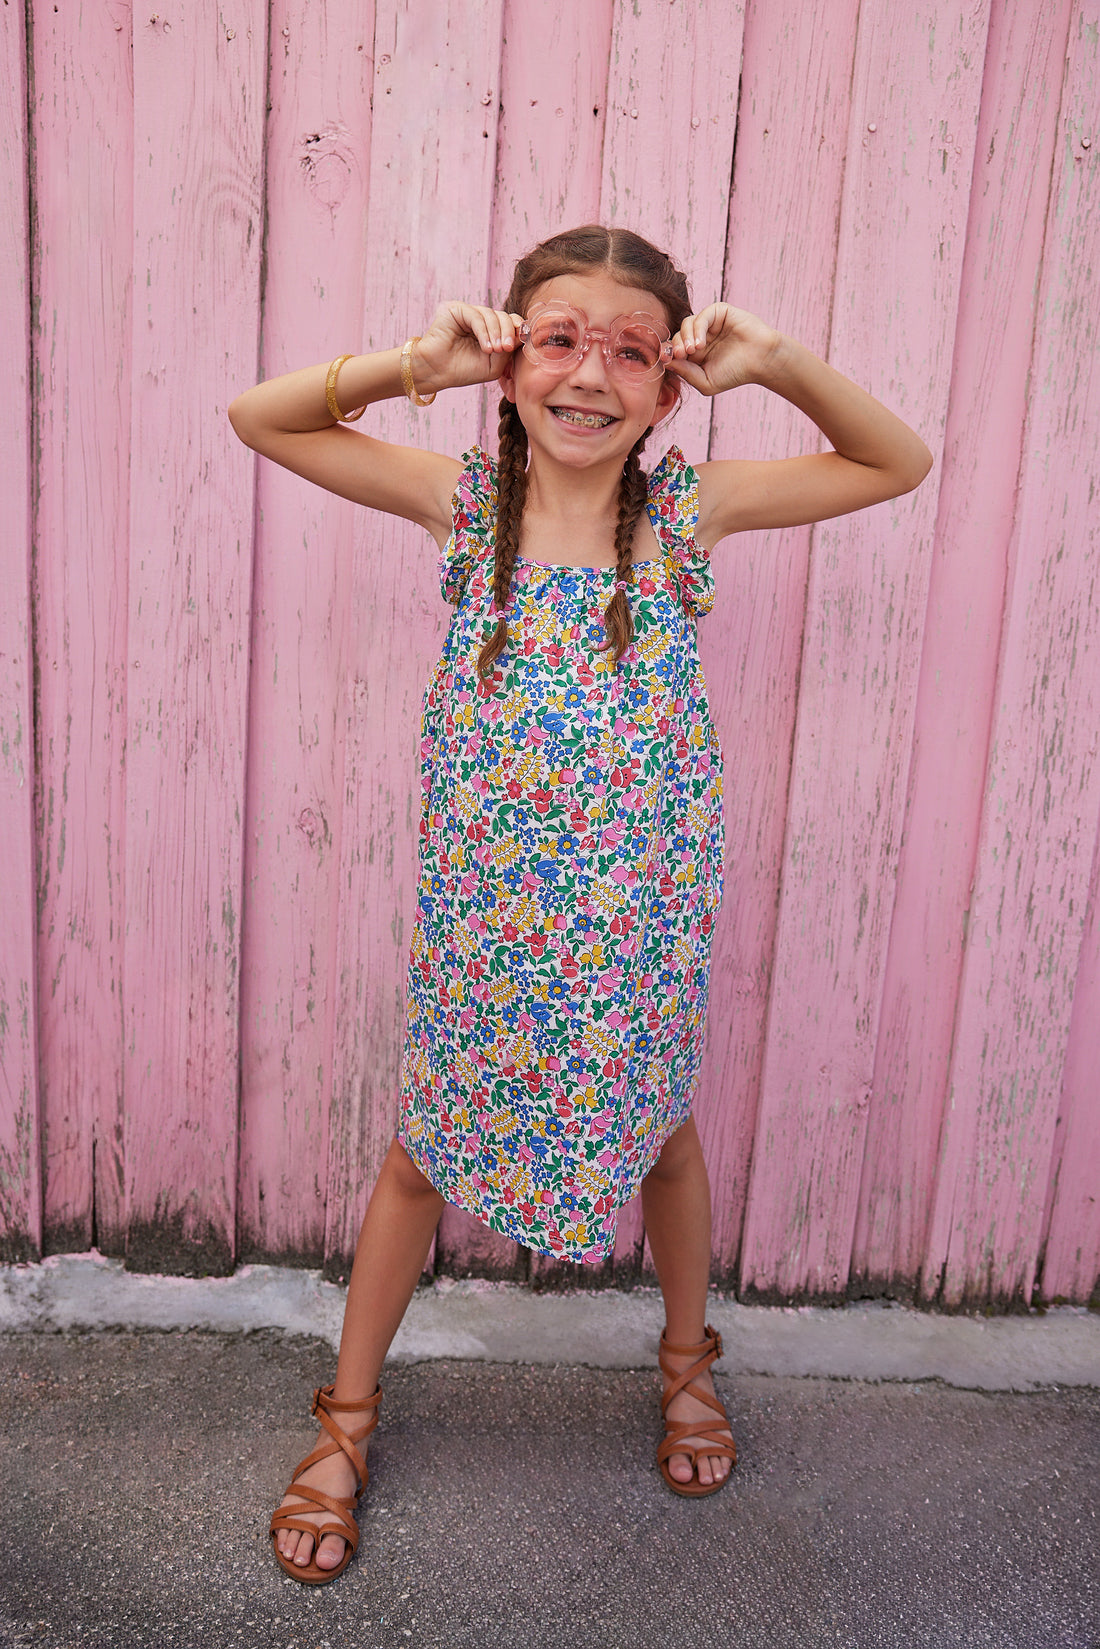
left=275, top=1137, right=445, bottom=1571
left=640, top=1116, right=732, bottom=1489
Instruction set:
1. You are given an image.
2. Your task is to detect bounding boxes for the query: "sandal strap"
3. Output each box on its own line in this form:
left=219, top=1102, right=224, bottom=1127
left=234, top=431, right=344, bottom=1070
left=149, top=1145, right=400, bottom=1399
left=660, top=1375, right=727, bottom=1421
left=657, top=1426, right=737, bottom=1468
left=313, top=1384, right=383, bottom=1418
left=294, top=1384, right=381, bottom=1496
left=270, top=1496, right=361, bottom=1555
left=658, top=1326, right=725, bottom=1419
left=271, top=1482, right=358, bottom=1523
left=658, top=1323, right=735, bottom=1470
left=659, top=1323, right=723, bottom=1360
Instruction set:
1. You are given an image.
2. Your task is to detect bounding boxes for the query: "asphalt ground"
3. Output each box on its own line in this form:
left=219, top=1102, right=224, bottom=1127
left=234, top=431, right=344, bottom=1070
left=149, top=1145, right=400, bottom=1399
left=1, top=1328, right=1097, bottom=1649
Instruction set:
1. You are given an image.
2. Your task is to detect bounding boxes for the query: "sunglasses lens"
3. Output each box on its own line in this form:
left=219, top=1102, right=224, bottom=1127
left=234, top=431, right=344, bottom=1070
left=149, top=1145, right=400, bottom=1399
left=611, top=324, right=665, bottom=376
left=527, top=311, right=582, bottom=363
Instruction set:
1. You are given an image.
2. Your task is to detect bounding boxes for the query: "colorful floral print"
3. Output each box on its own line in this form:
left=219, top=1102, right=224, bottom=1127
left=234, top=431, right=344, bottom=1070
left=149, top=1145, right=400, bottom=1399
left=397, top=446, right=724, bottom=1264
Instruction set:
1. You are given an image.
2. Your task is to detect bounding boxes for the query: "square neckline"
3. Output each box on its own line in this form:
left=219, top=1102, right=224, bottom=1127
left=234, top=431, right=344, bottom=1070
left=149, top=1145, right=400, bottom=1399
left=442, top=445, right=714, bottom=619
left=515, top=554, right=658, bottom=572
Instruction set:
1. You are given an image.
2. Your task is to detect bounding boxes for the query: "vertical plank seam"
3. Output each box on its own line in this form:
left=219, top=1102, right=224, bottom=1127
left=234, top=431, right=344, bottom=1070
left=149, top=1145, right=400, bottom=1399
left=711, top=41, right=744, bottom=464
left=23, top=0, right=46, bottom=1256
left=232, top=0, right=276, bottom=1268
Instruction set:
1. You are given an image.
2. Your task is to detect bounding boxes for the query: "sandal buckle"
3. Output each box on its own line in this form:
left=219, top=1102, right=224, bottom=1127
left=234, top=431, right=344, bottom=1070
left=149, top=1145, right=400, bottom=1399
left=710, top=1327, right=724, bottom=1360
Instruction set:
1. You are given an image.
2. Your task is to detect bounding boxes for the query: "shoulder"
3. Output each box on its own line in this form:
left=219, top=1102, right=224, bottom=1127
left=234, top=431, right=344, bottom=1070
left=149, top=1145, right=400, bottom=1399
left=646, top=446, right=700, bottom=532
left=439, top=446, right=497, bottom=607
left=452, top=445, right=498, bottom=526
left=645, top=447, right=715, bottom=618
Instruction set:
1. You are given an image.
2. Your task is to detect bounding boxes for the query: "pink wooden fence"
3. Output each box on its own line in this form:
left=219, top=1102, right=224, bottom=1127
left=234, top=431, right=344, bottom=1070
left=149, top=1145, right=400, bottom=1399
left=1, top=0, right=1097, bottom=1307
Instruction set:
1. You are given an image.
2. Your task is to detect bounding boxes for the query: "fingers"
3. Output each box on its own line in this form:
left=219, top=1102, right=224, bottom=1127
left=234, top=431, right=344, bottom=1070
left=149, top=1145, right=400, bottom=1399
left=671, top=303, right=729, bottom=359
left=665, top=355, right=713, bottom=396
left=444, top=302, right=523, bottom=355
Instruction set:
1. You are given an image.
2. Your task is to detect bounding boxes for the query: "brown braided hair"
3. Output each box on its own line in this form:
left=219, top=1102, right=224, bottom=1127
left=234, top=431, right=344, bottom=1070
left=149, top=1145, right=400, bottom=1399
left=476, top=226, right=693, bottom=684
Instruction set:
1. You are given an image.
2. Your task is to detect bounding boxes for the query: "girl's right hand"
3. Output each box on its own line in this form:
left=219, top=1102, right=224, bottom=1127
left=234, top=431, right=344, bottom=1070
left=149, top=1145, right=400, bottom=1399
left=412, top=303, right=525, bottom=395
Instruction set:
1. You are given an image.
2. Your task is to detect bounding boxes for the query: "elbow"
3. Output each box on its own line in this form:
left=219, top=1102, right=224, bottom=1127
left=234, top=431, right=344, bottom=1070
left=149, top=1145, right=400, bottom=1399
left=227, top=393, right=259, bottom=451
left=898, top=439, right=934, bottom=497
left=915, top=438, right=934, bottom=485
left=227, top=393, right=247, bottom=438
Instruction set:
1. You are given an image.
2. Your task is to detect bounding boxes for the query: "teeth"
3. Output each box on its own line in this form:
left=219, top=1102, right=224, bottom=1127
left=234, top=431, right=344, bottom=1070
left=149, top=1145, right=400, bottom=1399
left=553, top=408, right=613, bottom=428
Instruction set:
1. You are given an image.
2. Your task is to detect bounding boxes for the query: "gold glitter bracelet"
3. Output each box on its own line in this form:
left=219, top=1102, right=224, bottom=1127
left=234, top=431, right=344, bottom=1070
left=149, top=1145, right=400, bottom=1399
left=400, top=337, right=436, bottom=406
left=325, top=354, right=367, bottom=423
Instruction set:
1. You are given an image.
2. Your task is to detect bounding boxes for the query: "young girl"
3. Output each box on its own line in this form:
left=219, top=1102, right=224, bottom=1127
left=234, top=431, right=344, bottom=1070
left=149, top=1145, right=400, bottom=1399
left=228, top=224, right=931, bottom=1584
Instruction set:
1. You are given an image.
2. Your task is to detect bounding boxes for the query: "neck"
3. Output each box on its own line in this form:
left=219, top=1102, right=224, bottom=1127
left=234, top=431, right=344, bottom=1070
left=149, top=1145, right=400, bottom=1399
left=523, top=449, right=630, bottom=524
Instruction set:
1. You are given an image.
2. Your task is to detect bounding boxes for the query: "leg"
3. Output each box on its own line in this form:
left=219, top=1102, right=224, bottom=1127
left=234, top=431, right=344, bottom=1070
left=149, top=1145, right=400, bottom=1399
left=641, top=1116, right=733, bottom=1489
left=275, top=1137, right=444, bottom=1573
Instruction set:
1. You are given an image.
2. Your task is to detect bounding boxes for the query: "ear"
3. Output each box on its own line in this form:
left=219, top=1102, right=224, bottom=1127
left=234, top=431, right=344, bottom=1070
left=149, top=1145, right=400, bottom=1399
left=651, top=375, right=681, bottom=427
left=499, top=355, right=518, bottom=405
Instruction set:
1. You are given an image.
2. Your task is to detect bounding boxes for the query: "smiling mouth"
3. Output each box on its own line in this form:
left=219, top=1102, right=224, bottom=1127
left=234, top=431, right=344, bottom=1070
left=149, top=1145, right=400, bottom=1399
left=551, top=407, right=616, bottom=428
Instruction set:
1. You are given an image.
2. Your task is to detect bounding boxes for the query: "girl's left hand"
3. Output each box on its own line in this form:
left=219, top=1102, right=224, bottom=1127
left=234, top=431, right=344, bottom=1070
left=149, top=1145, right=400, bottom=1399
left=669, top=304, right=783, bottom=396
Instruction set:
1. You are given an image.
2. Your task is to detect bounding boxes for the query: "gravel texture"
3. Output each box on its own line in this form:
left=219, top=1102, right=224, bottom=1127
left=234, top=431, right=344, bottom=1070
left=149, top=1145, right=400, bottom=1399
left=1, top=1329, right=1097, bottom=1649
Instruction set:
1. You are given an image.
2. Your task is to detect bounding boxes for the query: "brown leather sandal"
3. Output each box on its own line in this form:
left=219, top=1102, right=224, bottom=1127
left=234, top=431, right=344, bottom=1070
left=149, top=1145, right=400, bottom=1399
left=270, top=1383, right=382, bottom=1584
left=657, top=1324, right=736, bottom=1497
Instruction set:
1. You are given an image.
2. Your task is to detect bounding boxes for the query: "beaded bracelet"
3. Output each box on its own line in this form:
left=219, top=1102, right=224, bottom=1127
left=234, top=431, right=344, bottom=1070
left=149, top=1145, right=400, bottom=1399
left=400, top=337, right=437, bottom=407
left=325, top=355, right=367, bottom=423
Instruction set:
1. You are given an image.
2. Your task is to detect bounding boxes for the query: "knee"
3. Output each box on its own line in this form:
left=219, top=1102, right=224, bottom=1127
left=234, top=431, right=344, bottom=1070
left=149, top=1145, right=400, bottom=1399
left=386, top=1138, right=445, bottom=1203
left=645, top=1116, right=705, bottom=1185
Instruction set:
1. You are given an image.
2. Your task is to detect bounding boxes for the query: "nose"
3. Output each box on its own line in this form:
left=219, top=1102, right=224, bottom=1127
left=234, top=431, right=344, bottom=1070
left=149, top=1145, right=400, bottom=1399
left=566, top=337, right=611, bottom=392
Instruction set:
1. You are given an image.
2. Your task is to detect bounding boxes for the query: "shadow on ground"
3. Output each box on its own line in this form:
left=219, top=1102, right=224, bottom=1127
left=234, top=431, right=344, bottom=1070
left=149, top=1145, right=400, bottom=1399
left=1, top=1330, right=1097, bottom=1649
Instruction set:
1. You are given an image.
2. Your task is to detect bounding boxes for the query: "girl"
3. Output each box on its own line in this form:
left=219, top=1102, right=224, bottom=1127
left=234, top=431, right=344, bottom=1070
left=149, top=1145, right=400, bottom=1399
left=228, top=225, right=931, bottom=1584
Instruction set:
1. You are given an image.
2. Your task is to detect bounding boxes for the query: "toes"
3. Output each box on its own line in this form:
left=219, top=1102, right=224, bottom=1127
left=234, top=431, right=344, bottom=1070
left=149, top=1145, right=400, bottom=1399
left=277, top=1524, right=315, bottom=1566
left=700, top=1452, right=731, bottom=1486
left=316, top=1534, right=347, bottom=1570
left=667, top=1452, right=694, bottom=1483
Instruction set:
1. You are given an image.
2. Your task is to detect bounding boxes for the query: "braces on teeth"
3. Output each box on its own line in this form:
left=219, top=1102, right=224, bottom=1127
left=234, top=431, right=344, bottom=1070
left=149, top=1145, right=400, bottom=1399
left=556, top=410, right=611, bottom=427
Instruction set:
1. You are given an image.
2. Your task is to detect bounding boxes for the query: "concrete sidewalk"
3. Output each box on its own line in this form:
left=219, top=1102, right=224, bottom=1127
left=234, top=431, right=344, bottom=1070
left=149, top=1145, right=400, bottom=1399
left=1, top=1327, right=1097, bottom=1649
left=1, top=1258, right=1098, bottom=1649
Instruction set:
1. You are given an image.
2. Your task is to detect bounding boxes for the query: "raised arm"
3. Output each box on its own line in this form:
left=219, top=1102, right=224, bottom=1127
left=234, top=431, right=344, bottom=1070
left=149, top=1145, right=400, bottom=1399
left=227, top=303, right=523, bottom=546
left=668, top=305, right=933, bottom=549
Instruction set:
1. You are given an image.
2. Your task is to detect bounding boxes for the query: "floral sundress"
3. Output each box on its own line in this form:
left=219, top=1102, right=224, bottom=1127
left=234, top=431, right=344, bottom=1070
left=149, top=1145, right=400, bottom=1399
left=396, top=444, right=724, bottom=1264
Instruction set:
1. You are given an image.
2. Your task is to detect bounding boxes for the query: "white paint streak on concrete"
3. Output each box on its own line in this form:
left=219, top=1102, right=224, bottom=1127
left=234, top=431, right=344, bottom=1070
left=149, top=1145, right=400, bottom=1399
left=2, top=1254, right=1096, bottom=1393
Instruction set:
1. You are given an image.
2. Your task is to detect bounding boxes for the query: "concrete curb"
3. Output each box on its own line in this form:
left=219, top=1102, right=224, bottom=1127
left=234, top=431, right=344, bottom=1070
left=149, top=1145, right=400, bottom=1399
left=2, top=1252, right=1097, bottom=1391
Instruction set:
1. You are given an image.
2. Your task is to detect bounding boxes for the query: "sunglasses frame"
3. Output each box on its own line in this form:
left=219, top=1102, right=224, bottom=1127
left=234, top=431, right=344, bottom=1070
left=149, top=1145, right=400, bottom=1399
left=518, top=301, right=673, bottom=383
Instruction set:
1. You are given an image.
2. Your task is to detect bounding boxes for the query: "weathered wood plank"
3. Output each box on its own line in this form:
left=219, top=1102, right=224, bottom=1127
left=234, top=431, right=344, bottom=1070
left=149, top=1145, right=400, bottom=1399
left=435, top=1207, right=527, bottom=1282
left=739, top=0, right=991, bottom=1300
left=852, top=0, right=1076, bottom=1298
left=924, top=0, right=1100, bottom=1307
left=29, top=0, right=132, bottom=1257
left=123, top=4, right=266, bottom=1274
left=324, top=0, right=505, bottom=1273
left=487, top=0, right=613, bottom=299
left=700, top=0, right=862, bottom=1282
left=1039, top=823, right=1100, bottom=1303
left=236, top=0, right=375, bottom=1266
left=0, top=0, right=40, bottom=1262
left=599, top=0, right=744, bottom=458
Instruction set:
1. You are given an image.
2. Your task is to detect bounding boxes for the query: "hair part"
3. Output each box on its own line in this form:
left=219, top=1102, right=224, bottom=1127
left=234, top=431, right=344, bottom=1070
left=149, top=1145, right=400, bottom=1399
left=475, top=225, right=693, bottom=686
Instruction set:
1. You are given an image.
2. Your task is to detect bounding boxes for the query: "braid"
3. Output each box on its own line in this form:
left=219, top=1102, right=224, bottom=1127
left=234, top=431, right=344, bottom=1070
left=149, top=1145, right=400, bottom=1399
left=600, top=431, right=650, bottom=663
left=476, top=397, right=529, bottom=683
